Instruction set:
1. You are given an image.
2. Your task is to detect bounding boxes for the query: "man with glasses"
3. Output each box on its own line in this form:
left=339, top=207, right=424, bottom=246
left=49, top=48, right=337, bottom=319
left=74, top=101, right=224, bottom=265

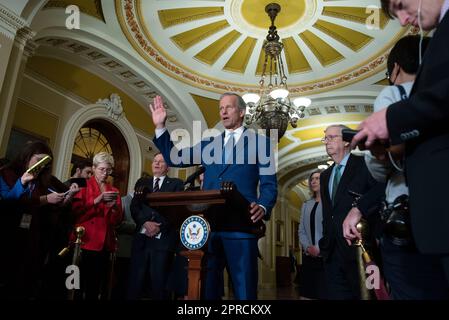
left=127, top=153, right=183, bottom=300
left=319, top=125, right=384, bottom=299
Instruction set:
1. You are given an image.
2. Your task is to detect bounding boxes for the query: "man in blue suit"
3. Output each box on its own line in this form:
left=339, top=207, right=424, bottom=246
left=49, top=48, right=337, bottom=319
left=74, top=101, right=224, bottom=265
left=150, top=93, right=278, bottom=300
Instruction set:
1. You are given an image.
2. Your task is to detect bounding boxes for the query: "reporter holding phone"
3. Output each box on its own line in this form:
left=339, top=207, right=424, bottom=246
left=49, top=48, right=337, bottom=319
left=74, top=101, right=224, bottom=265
left=0, top=141, right=73, bottom=299
left=72, top=152, right=123, bottom=300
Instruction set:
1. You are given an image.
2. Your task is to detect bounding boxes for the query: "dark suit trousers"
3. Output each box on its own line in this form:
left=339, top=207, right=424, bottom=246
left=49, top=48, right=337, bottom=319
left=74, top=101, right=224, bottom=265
left=324, top=247, right=361, bottom=300
left=381, top=237, right=449, bottom=299
left=127, top=233, right=174, bottom=300
left=79, top=249, right=110, bottom=300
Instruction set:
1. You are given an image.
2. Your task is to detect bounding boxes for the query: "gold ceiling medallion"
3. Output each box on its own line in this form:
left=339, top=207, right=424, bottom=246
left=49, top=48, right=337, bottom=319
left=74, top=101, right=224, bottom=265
left=116, top=0, right=410, bottom=94
left=231, top=0, right=317, bottom=37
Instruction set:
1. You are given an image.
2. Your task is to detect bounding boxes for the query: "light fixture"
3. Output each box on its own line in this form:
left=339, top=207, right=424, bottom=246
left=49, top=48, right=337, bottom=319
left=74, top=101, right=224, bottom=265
left=243, top=3, right=311, bottom=140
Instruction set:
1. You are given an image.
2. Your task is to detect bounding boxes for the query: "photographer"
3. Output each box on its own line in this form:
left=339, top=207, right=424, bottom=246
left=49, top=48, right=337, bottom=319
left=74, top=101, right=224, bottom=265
left=344, top=35, right=449, bottom=299
left=353, top=0, right=449, bottom=295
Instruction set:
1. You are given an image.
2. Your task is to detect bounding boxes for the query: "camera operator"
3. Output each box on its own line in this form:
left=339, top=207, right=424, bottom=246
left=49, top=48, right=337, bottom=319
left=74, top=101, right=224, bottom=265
left=344, top=35, right=449, bottom=299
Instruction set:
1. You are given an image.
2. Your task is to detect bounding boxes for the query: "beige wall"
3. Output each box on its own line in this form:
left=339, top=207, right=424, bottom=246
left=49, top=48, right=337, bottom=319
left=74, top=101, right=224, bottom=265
left=13, top=99, right=59, bottom=148
left=0, top=33, right=14, bottom=91
left=13, top=69, right=150, bottom=183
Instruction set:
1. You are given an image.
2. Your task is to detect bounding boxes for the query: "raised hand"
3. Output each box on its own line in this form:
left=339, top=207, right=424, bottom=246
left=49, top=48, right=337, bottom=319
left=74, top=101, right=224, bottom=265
left=149, top=95, right=167, bottom=129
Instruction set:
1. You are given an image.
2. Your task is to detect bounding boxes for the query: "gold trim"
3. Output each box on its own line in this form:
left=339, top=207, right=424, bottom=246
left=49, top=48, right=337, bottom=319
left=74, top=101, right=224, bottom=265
left=300, top=31, right=344, bottom=67
left=116, top=0, right=413, bottom=95
left=171, top=20, right=229, bottom=51
left=195, top=30, right=241, bottom=66
left=314, top=20, right=373, bottom=52
left=158, top=7, right=224, bottom=29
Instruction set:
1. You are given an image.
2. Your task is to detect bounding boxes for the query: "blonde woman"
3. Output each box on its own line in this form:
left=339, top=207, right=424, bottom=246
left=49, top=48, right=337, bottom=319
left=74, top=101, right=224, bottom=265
left=72, top=152, right=123, bottom=299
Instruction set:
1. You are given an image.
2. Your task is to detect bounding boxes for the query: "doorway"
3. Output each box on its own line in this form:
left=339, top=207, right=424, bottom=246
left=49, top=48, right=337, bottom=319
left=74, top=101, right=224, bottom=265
left=71, top=119, right=129, bottom=195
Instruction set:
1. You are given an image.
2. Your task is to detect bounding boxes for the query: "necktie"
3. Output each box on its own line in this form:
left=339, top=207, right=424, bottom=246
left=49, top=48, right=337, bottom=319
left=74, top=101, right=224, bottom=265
left=223, top=132, right=235, bottom=164
left=331, top=164, right=342, bottom=202
left=153, top=177, right=160, bottom=192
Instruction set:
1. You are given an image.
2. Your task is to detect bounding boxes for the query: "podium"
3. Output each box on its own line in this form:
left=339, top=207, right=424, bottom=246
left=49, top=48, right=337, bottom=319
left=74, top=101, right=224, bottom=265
left=144, top=182, right=265, bottom=300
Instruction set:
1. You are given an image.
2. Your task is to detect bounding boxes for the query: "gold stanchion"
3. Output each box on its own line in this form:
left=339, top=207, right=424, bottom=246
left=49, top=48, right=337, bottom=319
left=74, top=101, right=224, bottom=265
left=353, top=220, right=373, bottom=300
left=67, top=226, right=85, bottom=300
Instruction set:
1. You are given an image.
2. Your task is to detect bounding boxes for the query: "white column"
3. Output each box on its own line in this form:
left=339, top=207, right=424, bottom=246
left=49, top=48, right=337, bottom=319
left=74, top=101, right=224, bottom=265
left=0, top=4, right=36, bottom=156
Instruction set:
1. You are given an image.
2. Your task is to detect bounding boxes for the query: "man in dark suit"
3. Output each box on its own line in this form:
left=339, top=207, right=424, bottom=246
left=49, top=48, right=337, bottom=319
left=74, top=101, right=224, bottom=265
left=150, top=93, right=277, bottom=300
left=353, top=0, right=449, bottom=289
left=126, top=153, right=183, bottom=300
left=319, top=125, right=384, bottom=299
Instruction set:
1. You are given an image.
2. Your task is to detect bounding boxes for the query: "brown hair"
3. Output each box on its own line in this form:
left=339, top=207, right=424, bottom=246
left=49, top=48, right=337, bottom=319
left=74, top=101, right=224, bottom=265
left=308, top=169, right=323, bottom=198
left=9, top=141, right=53, bottom=176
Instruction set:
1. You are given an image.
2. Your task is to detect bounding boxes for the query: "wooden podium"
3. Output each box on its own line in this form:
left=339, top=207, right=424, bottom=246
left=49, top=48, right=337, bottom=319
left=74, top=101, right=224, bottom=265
left=144, top=182, right=265, bottom=300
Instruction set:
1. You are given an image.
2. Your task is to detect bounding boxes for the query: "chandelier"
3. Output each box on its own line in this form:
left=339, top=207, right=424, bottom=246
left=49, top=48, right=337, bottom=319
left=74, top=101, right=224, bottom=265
left=243, top=3, right=311, bottom=140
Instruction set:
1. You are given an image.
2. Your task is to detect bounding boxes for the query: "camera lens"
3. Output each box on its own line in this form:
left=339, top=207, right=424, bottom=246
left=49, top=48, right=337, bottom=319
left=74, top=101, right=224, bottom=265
left=384, top=207, right=412, bottom=246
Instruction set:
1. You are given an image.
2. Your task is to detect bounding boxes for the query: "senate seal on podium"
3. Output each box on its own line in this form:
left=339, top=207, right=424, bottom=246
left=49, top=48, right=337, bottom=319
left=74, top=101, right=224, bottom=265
left=180, top=215, right=210, bottom=250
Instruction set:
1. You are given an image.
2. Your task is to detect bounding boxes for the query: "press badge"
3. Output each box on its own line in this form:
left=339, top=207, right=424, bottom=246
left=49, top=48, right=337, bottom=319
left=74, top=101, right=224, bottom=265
left=19, top=213, right=32, bottom=229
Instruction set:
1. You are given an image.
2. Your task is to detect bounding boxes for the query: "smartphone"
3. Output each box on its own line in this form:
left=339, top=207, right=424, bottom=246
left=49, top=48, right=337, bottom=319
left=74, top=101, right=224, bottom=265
left=341, top=129, right=359, bottom=142
left=104, top=191, right=119, bottom=200
left=26, top=155, right=52, bottom=175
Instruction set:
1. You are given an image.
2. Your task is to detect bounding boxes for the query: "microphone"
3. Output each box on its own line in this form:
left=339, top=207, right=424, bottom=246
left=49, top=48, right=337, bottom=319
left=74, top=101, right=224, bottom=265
left=184, top=166, right=205, bottom=190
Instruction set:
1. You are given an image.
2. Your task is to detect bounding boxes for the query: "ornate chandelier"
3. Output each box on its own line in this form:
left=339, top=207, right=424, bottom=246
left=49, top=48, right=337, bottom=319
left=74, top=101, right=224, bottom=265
left=243, top=3, right=311, bottom=140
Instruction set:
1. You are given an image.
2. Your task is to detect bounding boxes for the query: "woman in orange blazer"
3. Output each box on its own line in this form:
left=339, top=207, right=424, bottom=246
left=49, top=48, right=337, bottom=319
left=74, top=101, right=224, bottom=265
left=72, top=152, right=123, bottom=299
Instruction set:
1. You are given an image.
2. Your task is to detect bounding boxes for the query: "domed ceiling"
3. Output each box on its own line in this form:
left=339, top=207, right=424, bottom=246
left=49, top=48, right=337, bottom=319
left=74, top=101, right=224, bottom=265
left=116, top=0, right=406, bottom=95
left=36, top=0, right=414, bottom=192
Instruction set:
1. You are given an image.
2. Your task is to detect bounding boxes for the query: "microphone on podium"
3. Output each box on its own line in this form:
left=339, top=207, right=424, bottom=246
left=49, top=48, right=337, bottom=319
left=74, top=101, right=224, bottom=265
left=184, top=166, right=205, bottom=190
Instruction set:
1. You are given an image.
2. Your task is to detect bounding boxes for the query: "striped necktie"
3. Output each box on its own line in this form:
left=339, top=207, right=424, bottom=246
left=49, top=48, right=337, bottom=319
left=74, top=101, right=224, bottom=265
left=153, top=177, right=160, bottom=192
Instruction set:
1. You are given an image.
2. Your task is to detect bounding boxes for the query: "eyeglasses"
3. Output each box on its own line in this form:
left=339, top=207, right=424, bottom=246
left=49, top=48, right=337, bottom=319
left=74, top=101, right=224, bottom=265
left=321, top=135, right=342, bottom=143
left=96, top=167, right=112, bottom=174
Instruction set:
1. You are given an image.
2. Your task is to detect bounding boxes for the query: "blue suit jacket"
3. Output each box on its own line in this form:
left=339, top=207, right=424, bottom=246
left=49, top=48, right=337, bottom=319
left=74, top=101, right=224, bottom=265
left=153, top=128, right=278, bottom=232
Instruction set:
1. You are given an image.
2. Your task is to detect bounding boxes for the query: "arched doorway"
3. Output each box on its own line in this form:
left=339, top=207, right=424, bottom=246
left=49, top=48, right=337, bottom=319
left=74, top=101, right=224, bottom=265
left=71, top=119, right=130, bottom=195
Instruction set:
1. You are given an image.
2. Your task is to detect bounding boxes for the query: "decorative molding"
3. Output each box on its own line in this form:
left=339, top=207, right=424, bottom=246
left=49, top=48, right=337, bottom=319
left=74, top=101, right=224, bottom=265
left=96, top=93, right=125, bottom=120
left=44, top=0, right=106, bottom=22
left=229, top=0, right=318, bottom=37
left=116, top=0, right=406, bottom=95
left=23, top=38, right=37, bottom=57
left=34, top=36, right=185, bottom=127
left=0, top=4, right=28, bottom=39
left=14, top=26, right=36, bottom=52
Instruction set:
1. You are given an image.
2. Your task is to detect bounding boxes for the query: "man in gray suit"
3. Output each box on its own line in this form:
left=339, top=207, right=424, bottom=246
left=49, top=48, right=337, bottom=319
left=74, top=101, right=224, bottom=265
left=111, top=192, right=136, bottom=299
